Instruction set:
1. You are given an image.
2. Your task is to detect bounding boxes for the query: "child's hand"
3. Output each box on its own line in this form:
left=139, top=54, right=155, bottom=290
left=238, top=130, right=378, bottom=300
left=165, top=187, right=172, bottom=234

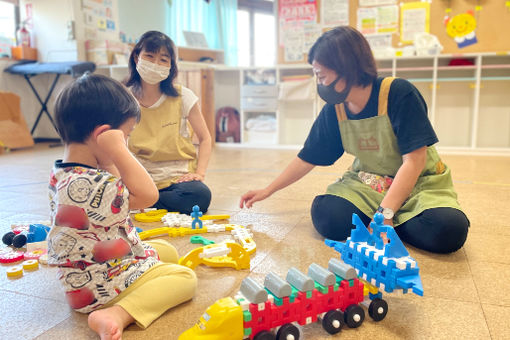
left=96, top=128, right=127, bottom=154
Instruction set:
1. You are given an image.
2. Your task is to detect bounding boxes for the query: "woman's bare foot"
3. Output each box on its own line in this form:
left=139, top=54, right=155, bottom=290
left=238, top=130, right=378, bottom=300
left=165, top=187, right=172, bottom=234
left=88, top=305, right=135, bottom=340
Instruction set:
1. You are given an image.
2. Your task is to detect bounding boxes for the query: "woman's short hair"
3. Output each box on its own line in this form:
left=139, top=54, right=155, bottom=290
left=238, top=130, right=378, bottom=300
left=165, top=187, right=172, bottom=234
left=55, top=73, right=140, bottom=143
left=124, top=30, right=179, bottom=97
left=308, top=26, right=377, bottom=88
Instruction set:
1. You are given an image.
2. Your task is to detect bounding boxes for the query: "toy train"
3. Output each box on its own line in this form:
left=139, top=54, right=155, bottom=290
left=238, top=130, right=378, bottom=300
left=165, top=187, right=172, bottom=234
left=179, top=213, right=423, bottom=340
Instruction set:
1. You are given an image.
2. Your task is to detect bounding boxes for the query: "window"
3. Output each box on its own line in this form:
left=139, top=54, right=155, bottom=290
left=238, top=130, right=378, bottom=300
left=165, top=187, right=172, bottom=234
left=237, top=9, right=250, bottom=66
left=0, top=1, right=17, bottom=42
left=254, top=12, right=275, bottom=66
left=237, top=0, right=275, bottom=67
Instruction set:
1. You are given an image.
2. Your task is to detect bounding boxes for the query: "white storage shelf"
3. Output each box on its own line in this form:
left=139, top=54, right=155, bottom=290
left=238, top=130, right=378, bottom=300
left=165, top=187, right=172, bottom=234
left=100, top=52, right=510, bottom=154
left=215, top=65, right=316, bottom=148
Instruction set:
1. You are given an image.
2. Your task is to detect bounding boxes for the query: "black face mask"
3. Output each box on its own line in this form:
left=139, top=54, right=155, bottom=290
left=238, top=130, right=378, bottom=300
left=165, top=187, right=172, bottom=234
left=317, top=76, right=351, bottom=104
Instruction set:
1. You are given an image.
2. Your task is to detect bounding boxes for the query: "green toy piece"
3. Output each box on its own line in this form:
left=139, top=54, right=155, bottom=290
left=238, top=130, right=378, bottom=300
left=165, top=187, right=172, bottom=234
left=190, top=235, right=215, bottom=245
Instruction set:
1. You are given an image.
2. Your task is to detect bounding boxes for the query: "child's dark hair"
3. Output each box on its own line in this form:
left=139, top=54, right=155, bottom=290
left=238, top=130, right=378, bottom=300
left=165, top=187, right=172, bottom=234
left=55, top=73, right=140, bottom=144
left=124, top=30, right=179, bottom=97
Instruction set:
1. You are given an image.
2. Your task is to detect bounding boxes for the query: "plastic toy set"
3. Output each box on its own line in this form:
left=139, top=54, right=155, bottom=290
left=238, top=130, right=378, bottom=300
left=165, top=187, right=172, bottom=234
left=1, top=223, right=50, bottom=279
left=135, top=206, right=257, bottom=270
left=178, top=213, right=423, bottom=340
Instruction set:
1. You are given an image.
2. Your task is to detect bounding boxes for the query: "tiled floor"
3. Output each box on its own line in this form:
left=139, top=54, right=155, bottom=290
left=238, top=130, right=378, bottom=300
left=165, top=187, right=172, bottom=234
left=1, top=143, right=509, bottom=340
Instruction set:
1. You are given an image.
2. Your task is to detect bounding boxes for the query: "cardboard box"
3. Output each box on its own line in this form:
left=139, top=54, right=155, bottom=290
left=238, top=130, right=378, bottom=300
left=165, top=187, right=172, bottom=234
left=0, top=92, right=34, bottom=150
left=11, top=46, right=37, bottom=61
left=85, top=40, right=130, bottom=65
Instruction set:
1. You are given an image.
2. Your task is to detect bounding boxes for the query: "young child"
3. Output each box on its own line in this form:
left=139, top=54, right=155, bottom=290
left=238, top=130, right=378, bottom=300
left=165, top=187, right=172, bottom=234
left=124, top=30, right=212, bottom=215
left=48, top=73, right=197, bottom=340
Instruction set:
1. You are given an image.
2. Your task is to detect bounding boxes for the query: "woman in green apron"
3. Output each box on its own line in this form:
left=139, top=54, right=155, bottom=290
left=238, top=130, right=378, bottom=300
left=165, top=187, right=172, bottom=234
left=240, top=26, right=469, bottom=254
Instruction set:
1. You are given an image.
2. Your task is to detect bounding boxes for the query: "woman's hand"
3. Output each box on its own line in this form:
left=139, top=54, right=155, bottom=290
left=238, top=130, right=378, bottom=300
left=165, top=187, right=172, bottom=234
left=239, top=188, right=271, bottom=208
left=176, top=173, right=204, bottom=183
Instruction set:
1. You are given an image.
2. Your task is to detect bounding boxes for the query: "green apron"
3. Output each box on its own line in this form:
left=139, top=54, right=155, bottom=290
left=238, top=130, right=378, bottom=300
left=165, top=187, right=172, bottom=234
left=325, top=77, right=463, bottom=226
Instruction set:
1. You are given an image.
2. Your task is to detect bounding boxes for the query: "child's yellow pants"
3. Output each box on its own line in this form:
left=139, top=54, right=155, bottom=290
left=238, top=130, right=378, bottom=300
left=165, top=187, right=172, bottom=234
left=102, top=239, right=197, bottom=328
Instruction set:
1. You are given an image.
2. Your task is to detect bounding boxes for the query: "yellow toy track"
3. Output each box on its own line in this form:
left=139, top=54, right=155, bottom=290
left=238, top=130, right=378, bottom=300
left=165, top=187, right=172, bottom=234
left=178, top=241, right=250, bottom=270
left=133, top=209, right=168, bottom=222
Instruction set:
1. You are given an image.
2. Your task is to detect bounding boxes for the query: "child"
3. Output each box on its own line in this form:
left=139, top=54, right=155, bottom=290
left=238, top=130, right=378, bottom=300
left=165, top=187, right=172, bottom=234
left=124, top=30, right=212, bottom=215
left=240, top=26, right=469, bottom=254
left=48, top=73, right=197, bottom=340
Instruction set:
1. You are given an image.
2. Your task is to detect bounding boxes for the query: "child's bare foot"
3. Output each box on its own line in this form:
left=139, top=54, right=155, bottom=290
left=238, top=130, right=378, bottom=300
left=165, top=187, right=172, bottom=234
left=88, top=305, right=134, bottom=340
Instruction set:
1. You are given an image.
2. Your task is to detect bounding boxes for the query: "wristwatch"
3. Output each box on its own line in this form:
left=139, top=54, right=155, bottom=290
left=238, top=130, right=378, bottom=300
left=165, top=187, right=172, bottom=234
left=376, top=206, right=395, bottom=220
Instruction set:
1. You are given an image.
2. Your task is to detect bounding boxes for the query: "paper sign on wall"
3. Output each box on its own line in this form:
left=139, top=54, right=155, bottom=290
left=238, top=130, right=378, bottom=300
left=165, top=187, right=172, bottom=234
left=357, top=7, right=377, bottom=34
left=400, top=1, right=430, bottom=44
left=365, top=33, right=393, bottom=50
left=279, top=0, right=317, bottom=61
left=303, top=22, right=322, bottom=53
left=279, top=0, right=317, bottom=22
left=284, top=26, right=305, bottom=62
left=376, top=5, right=398, bottom=33
left=322, top=0, right=349, bottom=26
left=359, top=0, right=397, bottom=6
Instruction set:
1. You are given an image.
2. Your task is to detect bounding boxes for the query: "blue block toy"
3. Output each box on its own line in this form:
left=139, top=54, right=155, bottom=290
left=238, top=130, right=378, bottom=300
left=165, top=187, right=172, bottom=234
left=325, top=213, right=423, bottom=296
left=190, top=205, right=203, bottom=229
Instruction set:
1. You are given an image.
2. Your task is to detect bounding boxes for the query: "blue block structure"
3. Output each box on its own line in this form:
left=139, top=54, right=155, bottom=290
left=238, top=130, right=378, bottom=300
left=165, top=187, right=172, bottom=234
left=325, top=213, right=423, bottom=296
left=27, top=224, right=50, bottom=243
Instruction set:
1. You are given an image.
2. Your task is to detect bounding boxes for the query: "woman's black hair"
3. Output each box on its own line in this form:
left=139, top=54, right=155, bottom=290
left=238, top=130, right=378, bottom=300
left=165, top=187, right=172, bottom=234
left=55, top=73, right=140, bottom=143
left=308, top=26, right=377, bottom=88
left=124, top=31, right=179, bottom=97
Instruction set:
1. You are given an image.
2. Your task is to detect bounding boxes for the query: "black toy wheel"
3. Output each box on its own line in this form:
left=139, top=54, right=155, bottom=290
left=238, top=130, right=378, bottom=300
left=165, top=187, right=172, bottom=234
left=254, top=330, right=275, bottom=340
left=12, top=233, right=27, bottom=248
left=368, top=298, right=388, bottom=321
left=321, top=310, right=344, bottom=335
left=2, top=231, right=15, bottom=246
left=344, top=304, right=365, bottom=328
left=276, top=323, right=300, bottom=340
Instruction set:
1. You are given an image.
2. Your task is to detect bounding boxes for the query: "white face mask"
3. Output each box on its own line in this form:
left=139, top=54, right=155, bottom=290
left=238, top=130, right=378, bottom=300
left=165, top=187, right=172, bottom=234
left=136, top=57, right=170, bottom=85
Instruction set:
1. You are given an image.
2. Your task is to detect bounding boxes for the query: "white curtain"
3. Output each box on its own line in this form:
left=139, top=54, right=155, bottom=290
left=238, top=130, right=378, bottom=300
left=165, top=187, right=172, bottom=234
left=166, top=0, right=238, bottom=65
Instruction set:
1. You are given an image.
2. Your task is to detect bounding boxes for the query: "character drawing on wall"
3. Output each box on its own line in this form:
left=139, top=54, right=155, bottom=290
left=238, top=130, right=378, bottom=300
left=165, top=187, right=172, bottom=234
left=445, top=11, right=478, bottom=48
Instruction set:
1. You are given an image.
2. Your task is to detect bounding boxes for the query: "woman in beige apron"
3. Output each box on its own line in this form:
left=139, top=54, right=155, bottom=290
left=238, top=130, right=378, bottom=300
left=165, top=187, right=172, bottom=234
left=240, top=27, right=468, bottom=254
left=124, top=31, right=212, bottom=214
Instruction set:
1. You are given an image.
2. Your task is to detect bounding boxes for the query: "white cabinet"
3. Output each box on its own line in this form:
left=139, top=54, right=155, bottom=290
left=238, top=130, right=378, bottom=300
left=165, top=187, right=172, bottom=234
left=364, top=53, right=510, bottom=155
left=215, top=66, right=316, bottom=147
left=100, top=52, right=510, bottom=154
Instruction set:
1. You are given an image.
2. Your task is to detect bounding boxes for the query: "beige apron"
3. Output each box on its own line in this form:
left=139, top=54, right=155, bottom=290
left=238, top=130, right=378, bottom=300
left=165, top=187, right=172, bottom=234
left=128, top=85, right=197, bottom=188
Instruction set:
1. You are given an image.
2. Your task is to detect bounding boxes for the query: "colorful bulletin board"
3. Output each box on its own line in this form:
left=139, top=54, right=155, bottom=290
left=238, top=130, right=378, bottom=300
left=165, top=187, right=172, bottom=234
left=278, top=0, right=510, bottom=64
left=81, top=0, right=117, bottom=40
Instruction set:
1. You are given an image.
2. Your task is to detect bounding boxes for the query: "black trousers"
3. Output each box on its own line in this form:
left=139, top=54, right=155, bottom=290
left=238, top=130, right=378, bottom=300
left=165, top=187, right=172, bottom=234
left=153, top=180, right=211, bottom=215
left=311, top=194, right=469, bottom=254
